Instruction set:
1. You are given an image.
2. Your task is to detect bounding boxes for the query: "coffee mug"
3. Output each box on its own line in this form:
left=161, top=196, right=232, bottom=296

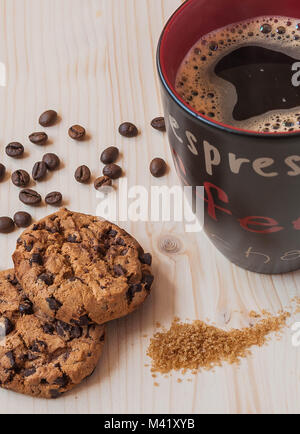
left=158, top=0, right=300, bottom=274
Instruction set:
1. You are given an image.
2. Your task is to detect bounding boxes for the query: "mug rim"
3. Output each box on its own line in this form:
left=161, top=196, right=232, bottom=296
left=157, top=0, right=300, bottom=139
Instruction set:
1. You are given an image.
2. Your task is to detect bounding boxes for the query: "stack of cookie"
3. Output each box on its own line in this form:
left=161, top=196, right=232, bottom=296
left=0, top=208, right=154, bottom=399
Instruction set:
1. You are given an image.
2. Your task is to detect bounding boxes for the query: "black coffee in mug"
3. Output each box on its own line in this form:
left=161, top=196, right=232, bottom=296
left=176, top=16, right=300, bottom=132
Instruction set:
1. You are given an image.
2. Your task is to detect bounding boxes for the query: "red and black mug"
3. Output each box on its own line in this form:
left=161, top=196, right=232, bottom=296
left=158, top=0, right=300, bottom=274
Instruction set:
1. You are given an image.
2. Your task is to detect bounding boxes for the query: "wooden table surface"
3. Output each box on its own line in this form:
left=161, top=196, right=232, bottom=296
left=0, top=0, right=299, bottom=415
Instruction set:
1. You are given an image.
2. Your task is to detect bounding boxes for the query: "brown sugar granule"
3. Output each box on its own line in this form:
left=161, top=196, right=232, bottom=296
left=147, top=313, right=289, bottom=374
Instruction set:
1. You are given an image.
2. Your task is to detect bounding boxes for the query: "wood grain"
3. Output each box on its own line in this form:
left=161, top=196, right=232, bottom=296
left=0, top=0, right=299, bottom=414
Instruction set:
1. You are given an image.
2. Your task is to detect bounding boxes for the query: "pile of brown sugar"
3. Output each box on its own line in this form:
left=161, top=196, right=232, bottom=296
left=147, top=312, right=289, bottom=374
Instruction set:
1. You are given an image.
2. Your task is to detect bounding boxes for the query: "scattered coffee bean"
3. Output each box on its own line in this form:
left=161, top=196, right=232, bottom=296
left=39, top=110, right=58, bottom=127
left=32, top=161, right=47, bottom=181
left=119, top=122, right=138, bottom=138
left=11, top=170, right=30, bottom=188
left=0, top=217, right=15, bottom=234
left=94, top=176, right=112, bottom=190
left=5, top=142, right=24, bottom=158
left=150, top=158, right=167, bottom=178
left=29, top=132, right=48, bottom=146
left=101, top=147, right=119, bottom=165
left=151, top=117, right=166, bottom=132
left=75, top=165, right=91, bottom=183
left=69, top=125, right=86, bottom=141
left=45, top=192, right=63, bottom=206
left=42, top=153, right=60, bottom=171
left=103, top=164, right=122, bottom=180
left=0, top=164, right=6, bottom=181
left=14, top=211, right=32, bottom=228
left=19, top=189, right=42, bottom=206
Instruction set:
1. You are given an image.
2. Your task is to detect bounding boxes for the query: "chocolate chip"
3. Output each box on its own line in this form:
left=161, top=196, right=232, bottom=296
left=30, top=253, right=43, bottom=266
left=50, top=389, right=62, bottom=399
left=42, top=153, right=60, bottom=171
left=19, top=299, right=34, bottom=315
left=14, top=212, right=32, bottom=228
left=6, top=275, right=18, bottom=286
left=71, top=315, right=91, bottom=327
left=45, top=192, right=63, bottom=206
left=12, top=170, right=30, bottom=187
left=103, top=164, right=122, bottom=180
left=127, top=284, right=142, bottom=304
left=39, top=110, right=58, bottom=127
left=5, top=351, right=16, bottom=369
left=69, top=125, right=86, bottom=140
left=0, top=317, right=14, bottom=336
left=0, top=164, right=6, bottom=181
left=75, top=165, right=91, bottom=183
left=19, top=189, right=42, bottom=206
left=29, top=132, right=48, bottom=146
left=67, top=234, right=79, bottom=243
left=140, top=253, right=152, bottom=266
left=116, top=238, right=126, bottom=246
left=54, top=374, right=69, bottom=388
left=114, top=264, right=126, bottom=276
left=94, top=176, right=112, bottom=190
left=108, top=230, right=117, bottom=238
left=0, top=217, right=15, bottom=234
left=46, top=297, right=62, bottom=312
left=24, top=241, right=34, bottom=252
left=43, top=323, right=55, bottom=335
left=119, top=122, right=138, bottom=138
left=24, top=368, right=36, bottom=377
left=30, top=340, right=47, bottom=352
left=151, top=117, right=166, bottom=132
left=38, top=273, right=54, bottom=286
left=143, top=273, right=154, bottom=291
left=6, top=142, right=24, bottom=158
left=101, top=147, right=119, bottom=164
left=150, top=158, right=167, bottom=178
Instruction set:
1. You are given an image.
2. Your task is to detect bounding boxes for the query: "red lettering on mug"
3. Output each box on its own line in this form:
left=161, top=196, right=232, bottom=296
left=239, top=216, right=284, bottom=234
left=204, top=182, right=232, bottom=221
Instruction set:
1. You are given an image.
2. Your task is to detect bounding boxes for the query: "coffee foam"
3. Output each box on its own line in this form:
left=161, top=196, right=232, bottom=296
left=176, top=16, right=300, bottom=133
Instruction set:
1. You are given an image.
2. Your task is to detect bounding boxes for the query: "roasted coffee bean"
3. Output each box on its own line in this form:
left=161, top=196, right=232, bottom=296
left=45, top=192, right=62, bottom=206
left=19, top=189, right=42, bottom=206
left=75, top=165, right=91, bottom=183
left=151, top=117, right=166, bottom=132
left=0, top=164, right=6, bottom=181
left=0, top=217, right=15, bottom=234
left=14, top=211, right=32, bottom=228
left=118, top=122, right=138, bottom=138
left=42, top=153, right=60, bottom=171
left=39, top=110, right=58, bottom=127
left=103, top=164, right=122, bottom=180
left=5, top=142, right=24, bottom=158
left=69, top=125, right=86, bottom=140
left=29, top=132, right=48, bottom=146
left=150, top=158, right=167, bottom=178
left=32, top=161, right=47, bottom=181
left=94, top=176, right=112, bottom=190
left=11, top=170, right=30, bottom=188
left=101, top=147, right=119, bottom=165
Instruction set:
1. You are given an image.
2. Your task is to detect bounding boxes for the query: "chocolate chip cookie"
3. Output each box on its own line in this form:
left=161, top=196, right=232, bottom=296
left=0, top=270, right=105, bottom=399
left=13, top=208, right=154, bottom=325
